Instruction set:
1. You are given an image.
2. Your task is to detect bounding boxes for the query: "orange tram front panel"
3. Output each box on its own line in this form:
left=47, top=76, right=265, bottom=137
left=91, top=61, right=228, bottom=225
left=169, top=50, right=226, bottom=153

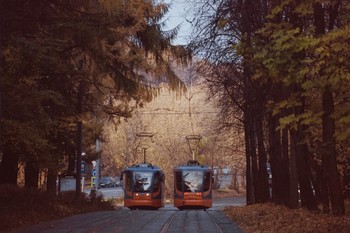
left=173, top=160, right=213, bottom=210
left=121, top=163, right=164, bottom=210
left=124, top=192, right=163, bottom=209
left=174, top=192, right=212, bottom=209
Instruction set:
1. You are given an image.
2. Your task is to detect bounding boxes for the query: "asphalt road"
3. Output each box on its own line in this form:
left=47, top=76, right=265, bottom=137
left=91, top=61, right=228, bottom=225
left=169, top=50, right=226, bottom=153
left=8, top=188, right=246, bottom=233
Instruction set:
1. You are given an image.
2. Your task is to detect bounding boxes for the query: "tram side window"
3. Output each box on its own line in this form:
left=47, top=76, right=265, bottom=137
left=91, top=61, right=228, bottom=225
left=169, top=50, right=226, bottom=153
left=175, top=171, right=183, bottom=191
left=124, top=171, right=133, bottom=192
left=153, top=172, right=160, bottom=192
left=203, top=172, right=211, bottom=192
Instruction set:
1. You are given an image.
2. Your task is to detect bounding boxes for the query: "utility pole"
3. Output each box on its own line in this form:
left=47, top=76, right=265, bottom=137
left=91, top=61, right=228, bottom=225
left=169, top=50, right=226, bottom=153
left=95, top=138, right=100, bottom=189
left=76, top=80, right=84, bottom=198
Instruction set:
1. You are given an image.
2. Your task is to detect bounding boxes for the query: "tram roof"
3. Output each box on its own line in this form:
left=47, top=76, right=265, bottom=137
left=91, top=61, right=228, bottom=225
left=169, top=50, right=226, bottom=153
left=124, top=163, right=163, bottom=172
left=174, top=160, right=212, bottom=171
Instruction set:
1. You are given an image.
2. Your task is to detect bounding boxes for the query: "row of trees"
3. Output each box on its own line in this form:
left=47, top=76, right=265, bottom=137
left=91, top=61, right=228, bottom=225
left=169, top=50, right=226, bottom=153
left=189, top=0, right=350, bottom=215
left=0, top=0, right=188, bottom=193
left=100, top=61, right=246, bottom=197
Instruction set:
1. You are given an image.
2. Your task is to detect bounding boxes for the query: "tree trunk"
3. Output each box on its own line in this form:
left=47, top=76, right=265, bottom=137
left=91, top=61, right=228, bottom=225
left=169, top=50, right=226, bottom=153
left=0, top=85, right=2, bottom=156
left=289, top=130, right=299, bottom=208
left=67, top=152, right=76, bottom=175
left=310, top=157, right=327, bottom=208
left=294, top=126, right=318, bottom=211
left=244, top=108, right=254, bottom=204
left=256, top=116, right=270, bottom=202
left=46, top=168, right=57, bottom=193
left=321, top=86, right=344, bottom=215
left=268, top=112, right=282, bottom=204
left=249, top=114, right=260, bottom=202
left=280, top=128, right=290, bottom=205
left=0, top=145, right=19, bottom=185
left=24, top=160, right=39, bottom=189
left=232, top=170, right=239, bottom=192
left=314, top=2, right=345, bottom=216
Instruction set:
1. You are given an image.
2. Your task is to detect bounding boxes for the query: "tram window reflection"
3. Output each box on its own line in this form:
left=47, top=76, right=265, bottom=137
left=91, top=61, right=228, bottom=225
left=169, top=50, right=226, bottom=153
left=183, top=171, right=203, bottom=192
left=134, top=172, right=153, bottom=192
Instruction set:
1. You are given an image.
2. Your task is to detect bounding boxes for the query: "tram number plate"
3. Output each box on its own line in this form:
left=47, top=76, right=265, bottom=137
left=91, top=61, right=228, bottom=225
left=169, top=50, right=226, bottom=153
left=184, top=192, right=202, bottom=199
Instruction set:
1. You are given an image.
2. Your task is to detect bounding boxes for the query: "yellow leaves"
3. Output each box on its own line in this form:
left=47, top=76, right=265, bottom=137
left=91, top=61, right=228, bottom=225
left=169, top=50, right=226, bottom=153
left=217, top=19, right=228, bottom=29
left=277, top=111, right=322, bottom=130
left=294, top=0, right=315, bottom=16
left=268, top=0, right=293, bottom=20
left=267, top=0, right=315, bottom=20
left=315, top=45, right=329, bottom=57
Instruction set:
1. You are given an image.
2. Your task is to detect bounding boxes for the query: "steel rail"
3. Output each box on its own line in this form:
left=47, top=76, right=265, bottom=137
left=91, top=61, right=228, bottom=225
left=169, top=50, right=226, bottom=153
left=159, top=211, right=177, bottom=233
left=205, top=211, right=224, bottom=233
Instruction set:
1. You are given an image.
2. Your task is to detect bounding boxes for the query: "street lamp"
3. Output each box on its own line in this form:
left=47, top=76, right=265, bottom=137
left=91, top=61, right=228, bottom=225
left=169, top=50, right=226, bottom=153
left=186, top=135, right=202, bottom=161
left=136, top=132, right=154, bottom=164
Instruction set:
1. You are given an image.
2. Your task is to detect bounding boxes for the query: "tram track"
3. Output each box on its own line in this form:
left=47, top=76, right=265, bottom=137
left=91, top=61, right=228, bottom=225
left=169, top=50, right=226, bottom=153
left=8, top=194, right=245, bottom=233
left=205, top=210, right=224, bottom=233
left=158, top=209, right=225, bottom=233
left=159, top=211, right=177, bottom=233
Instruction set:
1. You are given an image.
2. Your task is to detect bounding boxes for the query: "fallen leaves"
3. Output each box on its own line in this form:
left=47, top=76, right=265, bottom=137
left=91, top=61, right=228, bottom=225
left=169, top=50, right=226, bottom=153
left=224, top=201, right=350, bottom=233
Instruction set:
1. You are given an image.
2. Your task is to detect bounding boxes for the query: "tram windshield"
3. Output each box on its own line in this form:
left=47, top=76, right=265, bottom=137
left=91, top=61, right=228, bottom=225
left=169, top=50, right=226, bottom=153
left=133, top=172, right=153, bottom=192
left=183, top=171, right=203, bottom=192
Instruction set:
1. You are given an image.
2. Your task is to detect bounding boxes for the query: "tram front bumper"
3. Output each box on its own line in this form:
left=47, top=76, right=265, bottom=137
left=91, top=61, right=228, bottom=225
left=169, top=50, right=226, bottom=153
left=124, top=193, right=163, bottom=208
left=174, top=198, right=212, bottom=208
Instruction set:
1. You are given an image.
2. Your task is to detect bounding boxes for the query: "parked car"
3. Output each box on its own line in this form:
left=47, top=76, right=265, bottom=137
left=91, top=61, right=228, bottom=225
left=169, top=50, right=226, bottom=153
left=222, top=167, right=231, bottom=174
left=112, top=176, right=121, bottom=187
left=98, top=177, right=115, bottom=188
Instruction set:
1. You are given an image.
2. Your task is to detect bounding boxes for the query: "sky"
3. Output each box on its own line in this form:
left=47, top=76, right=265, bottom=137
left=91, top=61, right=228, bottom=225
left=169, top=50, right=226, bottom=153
left=162, top=0, right=193, bottom=45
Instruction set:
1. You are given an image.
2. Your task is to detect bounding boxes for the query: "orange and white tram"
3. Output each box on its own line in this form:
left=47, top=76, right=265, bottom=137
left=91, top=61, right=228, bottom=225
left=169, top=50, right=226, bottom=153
left=121, top=163, right=165, bottom=210
left=173, top=160, right=213, bottom=210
